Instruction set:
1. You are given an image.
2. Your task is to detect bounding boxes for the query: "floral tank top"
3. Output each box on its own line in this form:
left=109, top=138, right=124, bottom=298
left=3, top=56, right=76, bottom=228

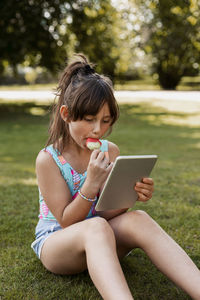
left=38, top=140, right=109, bottom=221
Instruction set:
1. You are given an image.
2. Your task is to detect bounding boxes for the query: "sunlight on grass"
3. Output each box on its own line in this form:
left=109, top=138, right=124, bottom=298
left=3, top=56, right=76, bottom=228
left=29, top=107, right=47, bottom=116
left=144, top=113, right=200, bottom=127
left=0, top=83, right=56, bottom=90
left=124, top=102, right=200, bottom=127
left=194, top=142, right=200, bottom=149
left=0, top=176, right=37, bottom=186
left=2, top=156, right=14, bottom=162
left=21, top=178, right=37, bottom=185
left=178, top=132, right=200, bottom=149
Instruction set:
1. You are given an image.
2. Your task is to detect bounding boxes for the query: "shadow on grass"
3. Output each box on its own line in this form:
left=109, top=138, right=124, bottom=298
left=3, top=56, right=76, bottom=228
left=1, top=102, right=199, bottom=299
left=0, top=101, right=51, bottom=118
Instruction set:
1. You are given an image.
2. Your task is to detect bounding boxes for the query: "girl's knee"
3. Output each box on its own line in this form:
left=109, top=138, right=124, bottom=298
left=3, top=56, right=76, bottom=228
left=85, top=216, right=113, bottom=234
left=126, top=210, right=154, bottom=226
left=84, top=217, right=115, bottom=243
left=129, top=209, right=150, bottom=219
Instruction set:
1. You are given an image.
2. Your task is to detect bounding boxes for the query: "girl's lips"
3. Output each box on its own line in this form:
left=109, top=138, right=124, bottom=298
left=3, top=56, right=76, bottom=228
left=86, top=138, right=101, bottom=143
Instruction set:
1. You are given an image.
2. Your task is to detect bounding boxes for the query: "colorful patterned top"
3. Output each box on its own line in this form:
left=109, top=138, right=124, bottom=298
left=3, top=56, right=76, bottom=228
left=38, top=140, right=109, bottom=221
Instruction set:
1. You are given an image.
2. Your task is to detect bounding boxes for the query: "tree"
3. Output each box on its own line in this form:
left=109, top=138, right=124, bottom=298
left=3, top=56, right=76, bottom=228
left=135, top=0, right=200, bottom=89
left=0, top=0, right=68, bottom=75
left=0, top=0, right=125, bottom=80
left=67, top=0, right=121, bottom=78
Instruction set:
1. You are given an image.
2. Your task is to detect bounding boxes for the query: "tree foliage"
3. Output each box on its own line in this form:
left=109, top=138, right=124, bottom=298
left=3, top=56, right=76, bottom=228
left=0, top=0, right=69, bottom=75
left=67, top=0, right=121, bottom=78
left=0, top=0, right=122, bottom=79
left=1, top=0, right=200, bottom=87
left=136, top=0, right=200, bottom=89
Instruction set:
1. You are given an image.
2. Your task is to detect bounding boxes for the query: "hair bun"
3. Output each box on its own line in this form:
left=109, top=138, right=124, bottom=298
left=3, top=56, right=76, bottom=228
left=73, top=64, right=95, bottom=77
left=84, top=64, right=95, bottom=75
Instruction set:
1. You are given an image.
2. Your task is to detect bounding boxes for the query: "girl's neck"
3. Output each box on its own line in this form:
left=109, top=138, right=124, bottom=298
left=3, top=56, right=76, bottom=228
left=55, top=137, right=85, bottom=155
left=63, top=138, right=86, bottom=155
left=61, top=139, right=91, bottom=174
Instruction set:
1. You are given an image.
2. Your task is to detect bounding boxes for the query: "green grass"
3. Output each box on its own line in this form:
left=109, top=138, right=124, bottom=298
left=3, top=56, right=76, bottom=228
left=0, top=101, right=200, bottom=299
left=115, top=76, right=200, bottom=91
left=0, top=75, right=200, bottom=91
left=0, top=83, right=56, bottom=90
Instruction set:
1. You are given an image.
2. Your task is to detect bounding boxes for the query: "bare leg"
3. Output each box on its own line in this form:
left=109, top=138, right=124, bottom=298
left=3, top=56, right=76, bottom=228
left=109, top=210, right=200, bottom=300
left=40, top=217, right=133, bottom=300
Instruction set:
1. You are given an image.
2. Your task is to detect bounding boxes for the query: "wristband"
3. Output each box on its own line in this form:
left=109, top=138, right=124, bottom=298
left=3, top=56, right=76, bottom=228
left=78, top=189, right=97, bottom=202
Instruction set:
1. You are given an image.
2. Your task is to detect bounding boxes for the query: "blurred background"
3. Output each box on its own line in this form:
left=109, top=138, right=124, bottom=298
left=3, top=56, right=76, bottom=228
left=0, top=0, right=200, bottom=90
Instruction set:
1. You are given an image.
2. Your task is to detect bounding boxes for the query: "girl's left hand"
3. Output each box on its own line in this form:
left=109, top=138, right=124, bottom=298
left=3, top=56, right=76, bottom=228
left=134, top=178, right=154, bottom=202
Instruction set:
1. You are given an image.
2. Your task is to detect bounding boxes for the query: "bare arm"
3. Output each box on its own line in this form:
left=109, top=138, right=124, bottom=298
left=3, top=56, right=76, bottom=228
left=36, top=149, right=112, bottom=228
left=97, top=142, right=129, bottom=220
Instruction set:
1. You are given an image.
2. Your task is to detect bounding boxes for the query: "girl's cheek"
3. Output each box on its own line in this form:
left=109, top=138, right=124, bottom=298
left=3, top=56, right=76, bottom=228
left=103, top=123, right=110, bottom=132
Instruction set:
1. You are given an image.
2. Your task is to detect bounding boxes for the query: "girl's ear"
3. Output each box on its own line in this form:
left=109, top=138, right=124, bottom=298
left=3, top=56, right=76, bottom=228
left=60, top=105, right=69, bottom=122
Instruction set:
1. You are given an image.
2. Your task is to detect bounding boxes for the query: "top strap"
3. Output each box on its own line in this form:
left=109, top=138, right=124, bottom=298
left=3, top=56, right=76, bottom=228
left=43, top=146, right=71, bottom=182
left=43, top=146, right=66, bottom=167
left=99, top=139, right=108, bottom=152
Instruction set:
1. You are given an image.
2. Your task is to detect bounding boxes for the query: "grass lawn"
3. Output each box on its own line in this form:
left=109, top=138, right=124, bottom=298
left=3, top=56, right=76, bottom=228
left=0, top=75, right=200, bottom=91
left=0, top=100, right=200, bottom=299
left=115, top=76, right=200, bottom=91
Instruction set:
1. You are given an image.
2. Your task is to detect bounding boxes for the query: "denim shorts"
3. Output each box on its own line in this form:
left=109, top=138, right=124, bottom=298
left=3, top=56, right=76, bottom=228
left=31, top=219, right=62, bottom=259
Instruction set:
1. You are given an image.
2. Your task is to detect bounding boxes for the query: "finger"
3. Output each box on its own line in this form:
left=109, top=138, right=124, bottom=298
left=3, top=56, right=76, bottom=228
left=105, top=161, right=114, bottom=173
left=135, top=182, right=152, bottom=189
left=135, top=187, right=152, bottom=198
left=104, top=152, right=109, bottom=160
left=135, top=182, right=154, bottom=193
left=98, top=153, right=110, bottom=168
left=90, top=149, right=101, bottom=159
left=135, top=182, right=153, bottom=193
left=142, top=177, right=154, bottom=185
left=137, top=192, right=149, bottom=202
left=97, top=151, right=107, bottom=161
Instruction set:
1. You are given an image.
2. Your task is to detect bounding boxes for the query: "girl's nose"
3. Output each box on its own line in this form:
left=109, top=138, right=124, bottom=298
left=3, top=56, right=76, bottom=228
left=92, top=121, right=101, bottom=134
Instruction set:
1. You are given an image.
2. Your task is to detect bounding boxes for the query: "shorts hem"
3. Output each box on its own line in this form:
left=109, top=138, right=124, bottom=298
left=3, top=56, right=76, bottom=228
left=31, top=219, right=62, bottom=259
left=31, top=233, right=54, bottom=259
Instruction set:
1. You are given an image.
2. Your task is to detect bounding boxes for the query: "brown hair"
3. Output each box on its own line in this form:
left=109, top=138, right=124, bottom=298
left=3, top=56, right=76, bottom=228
left=46, top=53, right=119, bottom=152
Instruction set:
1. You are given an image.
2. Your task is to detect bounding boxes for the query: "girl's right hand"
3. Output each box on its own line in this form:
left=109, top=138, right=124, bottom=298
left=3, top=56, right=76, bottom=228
left=85, top=149, right=113, bottom=194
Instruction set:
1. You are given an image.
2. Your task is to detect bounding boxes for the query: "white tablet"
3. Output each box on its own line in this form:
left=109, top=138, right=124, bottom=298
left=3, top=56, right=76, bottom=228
left=95, top=155, right=158, bottom=211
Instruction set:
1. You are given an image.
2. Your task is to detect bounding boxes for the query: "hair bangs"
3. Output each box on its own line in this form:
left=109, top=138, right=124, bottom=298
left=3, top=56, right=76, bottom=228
left=71, top=78, right=118, bottom=123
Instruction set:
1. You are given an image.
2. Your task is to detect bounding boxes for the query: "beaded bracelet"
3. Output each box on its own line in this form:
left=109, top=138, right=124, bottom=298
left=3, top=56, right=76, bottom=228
left=78, top=189, right=97, bottom=202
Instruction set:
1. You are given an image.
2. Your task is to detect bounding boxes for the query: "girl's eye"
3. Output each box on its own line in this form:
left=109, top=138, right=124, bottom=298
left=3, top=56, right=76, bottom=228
left=84, top=117, right=111, bottom=123
left=84, top=118, right=93, bottom=122
left=103, top=118, right=112, bottom=124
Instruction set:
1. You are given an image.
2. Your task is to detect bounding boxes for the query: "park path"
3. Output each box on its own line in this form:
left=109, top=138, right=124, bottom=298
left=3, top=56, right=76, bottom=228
left=0, top=89, right=200, bottom=115
left=1, top=89, right=200, bottom=102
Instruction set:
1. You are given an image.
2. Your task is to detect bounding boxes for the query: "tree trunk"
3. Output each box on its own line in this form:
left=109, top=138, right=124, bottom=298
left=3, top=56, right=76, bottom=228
left=157, top=65, right=182, bottom=90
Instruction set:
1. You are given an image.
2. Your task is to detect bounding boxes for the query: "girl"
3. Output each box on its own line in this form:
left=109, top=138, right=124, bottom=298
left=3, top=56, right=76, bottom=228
left=31, top=54, right=200, bottom=299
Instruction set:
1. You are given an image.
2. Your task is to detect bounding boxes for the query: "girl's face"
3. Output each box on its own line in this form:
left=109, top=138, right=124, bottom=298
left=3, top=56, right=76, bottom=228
left=66, top=102, right=112, bottom=149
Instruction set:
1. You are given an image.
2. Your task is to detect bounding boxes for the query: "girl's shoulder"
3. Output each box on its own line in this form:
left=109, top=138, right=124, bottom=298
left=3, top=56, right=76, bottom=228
left=107, top=141, right=120, bottom=162
left=36, top=149, right=51, bottom=170
left=36, top=146, right=58, bottom=171
left=36, top=146, right=67, bottom=187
